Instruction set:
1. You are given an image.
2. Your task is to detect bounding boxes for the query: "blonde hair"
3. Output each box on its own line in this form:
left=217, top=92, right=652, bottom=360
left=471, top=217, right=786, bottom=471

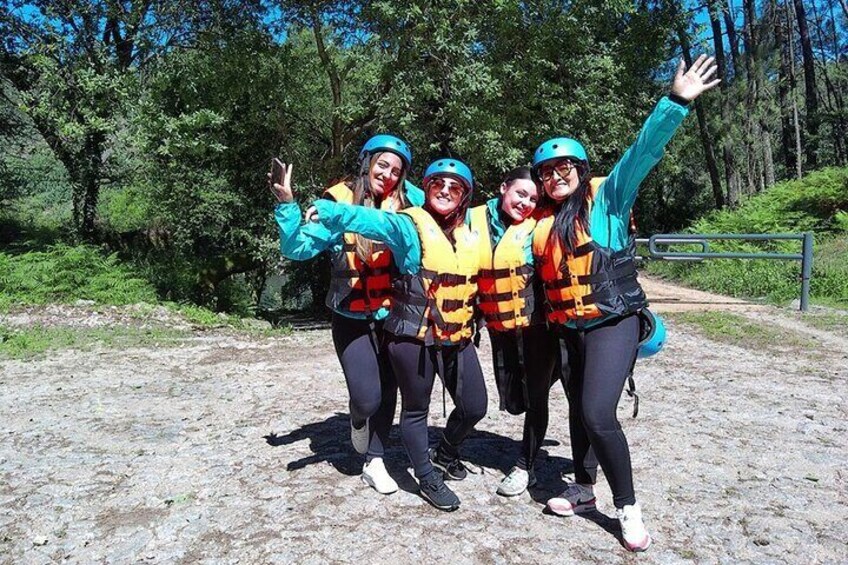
left=350, top=152, right=408, bottom=261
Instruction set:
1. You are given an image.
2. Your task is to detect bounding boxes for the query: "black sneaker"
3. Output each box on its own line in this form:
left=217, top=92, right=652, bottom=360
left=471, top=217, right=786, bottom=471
left=419, top=471, right=460, bottom=511
left=430, top=447, right=468, bottom=481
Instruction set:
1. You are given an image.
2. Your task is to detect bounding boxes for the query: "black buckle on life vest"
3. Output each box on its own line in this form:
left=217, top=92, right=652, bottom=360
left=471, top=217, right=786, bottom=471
left=479, top=264, right=533, bottom=279
left=441, top=298, right=474, bottom=312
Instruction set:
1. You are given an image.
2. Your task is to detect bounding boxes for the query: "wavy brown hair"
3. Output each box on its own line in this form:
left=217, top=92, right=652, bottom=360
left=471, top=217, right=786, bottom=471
left=348, top=152, right=409, bottom=261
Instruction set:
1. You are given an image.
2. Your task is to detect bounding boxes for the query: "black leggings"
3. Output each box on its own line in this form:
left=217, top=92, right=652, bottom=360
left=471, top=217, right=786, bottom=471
left=331, top=313, right=398, bottom=461
left=560, top=313, right=640, bottom=508
left=385, top=335, right=488, bottom=478
left=488, top=324, right=560, bottom=471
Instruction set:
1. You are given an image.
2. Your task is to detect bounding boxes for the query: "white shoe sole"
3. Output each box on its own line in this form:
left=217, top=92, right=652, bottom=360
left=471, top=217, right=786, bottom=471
left=624, top=534, right=652, bottom=552
left=496, top=475, right=537, bottom=497
left=361, top=473, right=398, bottom=495
left=546, top=497, right=596, bottom=516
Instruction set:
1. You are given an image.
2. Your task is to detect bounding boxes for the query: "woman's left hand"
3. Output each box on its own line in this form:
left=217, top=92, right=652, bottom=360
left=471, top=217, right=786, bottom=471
left=671, top=54, right=720, bottom=102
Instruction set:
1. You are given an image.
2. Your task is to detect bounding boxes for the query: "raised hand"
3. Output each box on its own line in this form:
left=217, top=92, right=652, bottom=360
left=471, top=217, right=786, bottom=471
left=671, top=54, right=721, bottom=102
left=268, top=159, right=294, bottom=203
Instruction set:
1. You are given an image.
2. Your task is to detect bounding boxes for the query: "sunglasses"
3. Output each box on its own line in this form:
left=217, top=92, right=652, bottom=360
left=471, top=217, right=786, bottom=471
left=426, top=177, right=466, bottom=196
left=539, top=160, right=576, bottom=182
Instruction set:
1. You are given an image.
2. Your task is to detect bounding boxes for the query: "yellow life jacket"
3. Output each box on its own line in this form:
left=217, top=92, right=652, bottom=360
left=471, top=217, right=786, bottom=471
left=324, top=183, right=397, bottom=315
left=532, top=177, right=647, bottom=325
left=384, top=207, right=480, bottom=344
left=470, top=205, right=537, bottom=332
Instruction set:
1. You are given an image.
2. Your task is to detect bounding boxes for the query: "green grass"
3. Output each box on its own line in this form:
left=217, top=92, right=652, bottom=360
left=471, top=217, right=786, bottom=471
left=0, top=244, right=159, bottom=309
left=647, top=167, right=848, bottom=306
left=666, top=311, right=817, bottom=351
left=795, top=311, right=848, bottom=338
left=0, top=325, right=188, bottom=360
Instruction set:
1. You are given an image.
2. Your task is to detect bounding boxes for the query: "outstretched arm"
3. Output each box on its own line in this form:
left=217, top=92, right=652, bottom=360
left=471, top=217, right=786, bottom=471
left=313, top=200, right=422, bottom=273
left=604, top=55, right=720, bottom=216
left=269, top=161, right=340, bottom=260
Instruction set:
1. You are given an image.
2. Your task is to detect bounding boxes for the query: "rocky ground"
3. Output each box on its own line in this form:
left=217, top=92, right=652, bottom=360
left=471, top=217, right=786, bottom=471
left=1, top=277, right=846, bottom=564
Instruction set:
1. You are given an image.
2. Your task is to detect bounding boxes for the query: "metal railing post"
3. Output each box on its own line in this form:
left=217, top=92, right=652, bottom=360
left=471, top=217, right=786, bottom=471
left=800, top=232, right=813, bottom=312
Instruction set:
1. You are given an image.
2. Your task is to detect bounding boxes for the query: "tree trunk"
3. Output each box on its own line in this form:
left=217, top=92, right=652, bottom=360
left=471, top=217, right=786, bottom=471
left=775, top=0, right=798, bottom=174
left=761, top=119, right=776, bottom=188
left=785, top=0, right=804, bottom=178
left=793, top=0, right=820, bottom=168
left=310, top=8, right=346, bottom=177
left=723, top=0, right=742, bottom=78
left=76, top=131, right=105, bottom=239
left=678, top=27, right=724, bottom=209
left=709, top=0, right=741, bottom=205
left=810, top=0, right=847, bottom=164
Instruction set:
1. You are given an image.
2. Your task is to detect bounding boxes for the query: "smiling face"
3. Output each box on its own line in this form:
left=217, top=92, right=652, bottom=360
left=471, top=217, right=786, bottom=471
left=499, top=178, right=539, bottom=222
left=539, top=158, right=580, bottom=202
left=368, top=152, right=403, bottom=197
left=425, top=175, right=467, bottom=217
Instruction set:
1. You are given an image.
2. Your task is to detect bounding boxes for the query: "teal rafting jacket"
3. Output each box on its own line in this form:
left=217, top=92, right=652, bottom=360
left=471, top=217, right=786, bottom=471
left=275, top=180, right=425, bottom=320
left=315, top=96, right=689, bottom=274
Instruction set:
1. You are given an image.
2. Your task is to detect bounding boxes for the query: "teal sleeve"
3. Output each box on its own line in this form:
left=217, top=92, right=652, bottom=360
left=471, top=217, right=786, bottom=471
left=274, top=202, right=343, bottom=260
left=314, top=200, right=422, bottom=275
left=405, top=181, right=426, bottom=207
left=602, top=96, right=690, bottom=216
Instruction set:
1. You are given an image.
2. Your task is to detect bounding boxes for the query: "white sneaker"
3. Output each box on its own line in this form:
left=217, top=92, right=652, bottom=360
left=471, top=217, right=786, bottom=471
left=496, top=467, right=537, bottom=497
left=350, top=418, right=369, bottom=454
left=546, top=483, right=596, bottom=516
left=617, top=503, right=652, bottom=552
left=361, top=458, right=398, bottom=495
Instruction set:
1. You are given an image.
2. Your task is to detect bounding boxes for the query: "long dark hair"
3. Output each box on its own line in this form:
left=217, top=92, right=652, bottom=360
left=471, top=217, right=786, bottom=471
left=550, top=160, right=592, bottom=255
left=349, top=152, right=409, bottom=260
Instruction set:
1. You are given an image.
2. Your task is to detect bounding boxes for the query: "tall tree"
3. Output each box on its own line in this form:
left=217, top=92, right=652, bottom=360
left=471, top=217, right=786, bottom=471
left=793, top=0, right=820, bottom=168
left=0, top=1, right=248, bottom=238
left=677, top=23, right=724, bottom=208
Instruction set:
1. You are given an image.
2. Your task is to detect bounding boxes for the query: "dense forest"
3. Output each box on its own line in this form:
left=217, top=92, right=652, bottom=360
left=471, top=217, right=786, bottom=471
left=2, top=1, right=846, bottom=313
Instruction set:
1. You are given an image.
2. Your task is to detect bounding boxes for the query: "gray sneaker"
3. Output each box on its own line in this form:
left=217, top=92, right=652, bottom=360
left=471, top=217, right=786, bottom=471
left=496, top=466, right=537, bottom=497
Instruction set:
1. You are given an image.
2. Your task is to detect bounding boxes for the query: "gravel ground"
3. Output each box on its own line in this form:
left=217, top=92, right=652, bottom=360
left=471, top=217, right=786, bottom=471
left=1, top=278, right=847, bottom=564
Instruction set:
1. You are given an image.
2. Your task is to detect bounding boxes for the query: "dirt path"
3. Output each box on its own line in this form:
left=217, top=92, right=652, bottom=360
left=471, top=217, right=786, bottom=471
left=1, top=287, right=847, bottom=563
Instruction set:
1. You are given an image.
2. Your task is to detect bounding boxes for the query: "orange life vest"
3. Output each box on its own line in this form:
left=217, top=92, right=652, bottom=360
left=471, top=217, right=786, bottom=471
left=532, top=177, right=647, bottom=325
left=384, top=208, right=480, bottom=344
left=470, top=205, right=537, bottom=332
left=324, top=183, right=397, bottom=316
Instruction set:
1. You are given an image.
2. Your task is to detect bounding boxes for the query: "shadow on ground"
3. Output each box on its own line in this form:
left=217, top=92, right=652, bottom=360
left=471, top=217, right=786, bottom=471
left=265, top=413, right=576, bottom=500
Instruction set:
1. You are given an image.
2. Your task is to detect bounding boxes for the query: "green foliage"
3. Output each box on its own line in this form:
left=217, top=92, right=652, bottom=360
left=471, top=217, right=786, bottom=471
left=649, top=167, right=848, bottom=305
left=0, top=244, right=159, bottom=309
left=3, top=0, right=845, bottom=315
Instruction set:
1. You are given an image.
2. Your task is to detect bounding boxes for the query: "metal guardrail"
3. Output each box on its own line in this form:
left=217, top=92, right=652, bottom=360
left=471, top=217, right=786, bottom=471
left=635, top=233, right=814, bottom=312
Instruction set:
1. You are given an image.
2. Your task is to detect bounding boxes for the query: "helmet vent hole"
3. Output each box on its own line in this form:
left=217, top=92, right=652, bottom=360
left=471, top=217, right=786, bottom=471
left=552, top=144, right=559, bottom=149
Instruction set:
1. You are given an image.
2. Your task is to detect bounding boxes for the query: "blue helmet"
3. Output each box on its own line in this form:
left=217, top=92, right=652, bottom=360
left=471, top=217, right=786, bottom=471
left=422, top=158, right=474, bottom=191
left=637, top=309, right=666, bottom=359
left=360, top=134, right=412, bottom=168
left=532, top=137, right=589, bottom=174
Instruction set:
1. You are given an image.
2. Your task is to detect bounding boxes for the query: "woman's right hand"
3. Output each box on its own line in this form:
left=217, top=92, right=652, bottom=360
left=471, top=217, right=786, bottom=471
left=303, top=205, right=319, bottom=223
left=268, top=161, right=294, bottom=203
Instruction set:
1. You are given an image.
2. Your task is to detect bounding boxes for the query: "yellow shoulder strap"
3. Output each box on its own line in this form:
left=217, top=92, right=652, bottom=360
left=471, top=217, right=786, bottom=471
left=532, top=215, right=554, bottom=257
left=324, top=183, right=353, bottom=204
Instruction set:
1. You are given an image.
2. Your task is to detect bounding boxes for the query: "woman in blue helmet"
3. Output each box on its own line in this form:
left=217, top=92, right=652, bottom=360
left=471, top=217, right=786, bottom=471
left=531, top=56, right=718, bottom=552
left=270, top=134, right=423, bottom=495
left=287, top=158, right=487, bottom=512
